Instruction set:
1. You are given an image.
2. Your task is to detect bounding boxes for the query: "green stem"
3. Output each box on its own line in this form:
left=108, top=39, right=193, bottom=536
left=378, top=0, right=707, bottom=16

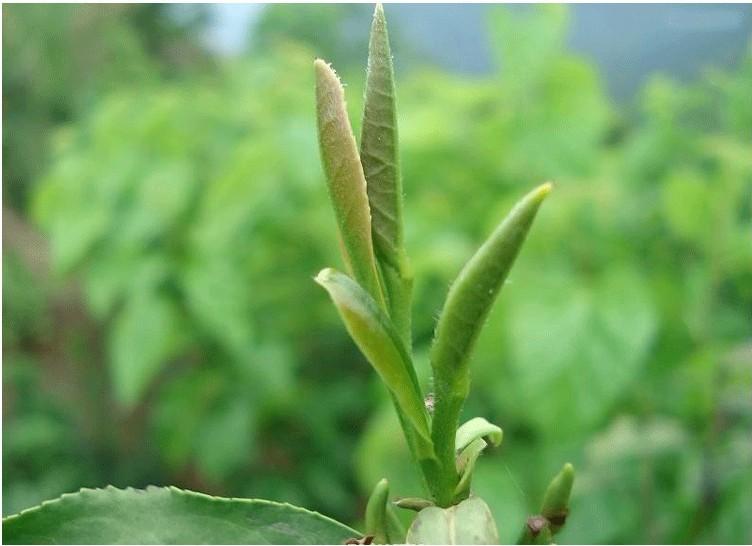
left=390, top=393, right=441, bottom=496
left=429, top=388, right=466, bottom=506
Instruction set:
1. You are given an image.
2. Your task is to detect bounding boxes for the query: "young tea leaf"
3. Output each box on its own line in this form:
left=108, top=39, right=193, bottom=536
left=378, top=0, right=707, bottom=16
left=453, top=437, right=488, bottom=501
left=361, top=3, right=404, bottom=272
left=2, top=486, right=359, bottom=545
left=540, top=462, right=574, bottom=535
left=365, top=478, right=404, bottom=544
left=431, top=181, right=552, bottom=400
left=517, top=463, right=575, bottom=544
left=315, top=59, right=385, bottom=307
left=429, top=182, right=552, bottom=505
left=315, top=268, right=429, bottom=441
left=361, top=4, right=413, bottom=346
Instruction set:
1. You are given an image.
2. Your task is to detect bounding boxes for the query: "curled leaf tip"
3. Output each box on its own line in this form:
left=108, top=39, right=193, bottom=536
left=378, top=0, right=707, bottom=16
left=314, top=267, right=336, bottom=286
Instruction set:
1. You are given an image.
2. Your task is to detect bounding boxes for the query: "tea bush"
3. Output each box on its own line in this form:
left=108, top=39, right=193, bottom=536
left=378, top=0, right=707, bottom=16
left=3, top=4, right=751, bottom=543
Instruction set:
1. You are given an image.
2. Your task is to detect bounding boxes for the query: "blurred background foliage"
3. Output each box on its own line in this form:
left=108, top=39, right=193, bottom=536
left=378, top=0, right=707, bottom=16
left=3, top=4, right=751, bottom=544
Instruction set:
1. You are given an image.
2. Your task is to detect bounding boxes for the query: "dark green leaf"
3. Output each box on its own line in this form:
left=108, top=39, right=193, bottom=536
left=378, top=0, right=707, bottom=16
left=2, top=486, right=359, bottom=545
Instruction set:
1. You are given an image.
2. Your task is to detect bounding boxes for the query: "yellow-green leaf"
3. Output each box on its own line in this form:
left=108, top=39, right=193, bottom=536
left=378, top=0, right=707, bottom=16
left=315, top=59, right=384, bottom=307
left=315, top=267, right=429, bottom=441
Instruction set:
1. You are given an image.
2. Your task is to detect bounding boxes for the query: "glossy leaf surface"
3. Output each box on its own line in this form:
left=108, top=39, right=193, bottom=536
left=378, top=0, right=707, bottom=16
left=2, top=486, right=359, bottom=545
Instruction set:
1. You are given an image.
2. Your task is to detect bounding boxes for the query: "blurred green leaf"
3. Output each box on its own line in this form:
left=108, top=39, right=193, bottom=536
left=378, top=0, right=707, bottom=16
left=502, top=266, right=657, bottom=434
left=110, top=294, right=186, bottom=407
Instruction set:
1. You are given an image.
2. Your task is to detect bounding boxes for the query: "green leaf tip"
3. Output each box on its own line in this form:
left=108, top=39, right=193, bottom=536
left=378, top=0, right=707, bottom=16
left=365, top=478, right=390, bottom=544
left=431, top=181, right=553, bottom=394
left=315, top=58, right=385, bottom=309
left=314, top=268, right=429, bottom=442
left=540, top=462, right=574, bottom=534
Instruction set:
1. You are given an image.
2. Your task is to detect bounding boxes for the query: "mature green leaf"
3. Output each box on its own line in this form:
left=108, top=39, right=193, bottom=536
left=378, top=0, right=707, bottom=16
left=429, top=183, right=552, bottom=505
left=406, top=496, right=499, bottom=545
left=2, top=486, right=359, bottom=545
left=455, top=417, right=503, bottom=452
left=315, top=59, right=385, bottom=307
left=315, top=268, right=429, bottom=441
